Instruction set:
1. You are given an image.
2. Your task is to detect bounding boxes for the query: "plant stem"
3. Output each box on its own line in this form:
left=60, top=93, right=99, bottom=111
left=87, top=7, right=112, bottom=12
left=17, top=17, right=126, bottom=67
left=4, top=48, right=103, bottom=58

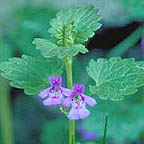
left=65, top=56, right=73, bottom=89
left=65, top=56, right=75, bottom=144
left=69, top=120, right=75, bottom=144
left=0, top=77, right=14, bottom=144
left=103, top=113, right=109, bottom=144
left=0, top=23, right=14, bottom=144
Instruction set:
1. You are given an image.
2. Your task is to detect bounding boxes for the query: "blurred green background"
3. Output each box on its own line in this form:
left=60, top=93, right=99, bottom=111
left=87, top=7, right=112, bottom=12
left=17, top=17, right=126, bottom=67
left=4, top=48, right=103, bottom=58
left=0, top=0, right=144, bottom=144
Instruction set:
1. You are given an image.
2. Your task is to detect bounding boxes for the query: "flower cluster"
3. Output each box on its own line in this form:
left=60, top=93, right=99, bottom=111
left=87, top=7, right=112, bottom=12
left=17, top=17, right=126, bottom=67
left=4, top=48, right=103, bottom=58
left=39, top=76, right=96, bottom=120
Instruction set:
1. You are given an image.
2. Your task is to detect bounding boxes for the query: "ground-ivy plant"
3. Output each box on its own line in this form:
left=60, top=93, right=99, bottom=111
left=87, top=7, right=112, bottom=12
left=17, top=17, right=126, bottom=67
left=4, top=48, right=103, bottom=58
left=1, top=5, right=144, bottom=144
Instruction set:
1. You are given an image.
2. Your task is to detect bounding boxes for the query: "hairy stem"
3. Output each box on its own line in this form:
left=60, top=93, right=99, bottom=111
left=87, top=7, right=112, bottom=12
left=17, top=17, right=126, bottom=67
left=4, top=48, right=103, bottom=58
left=103, top=113, right=109, bottom=144
left=65, top=56, right=75, bottom=144
left=0, top=77, right=14, bottom=144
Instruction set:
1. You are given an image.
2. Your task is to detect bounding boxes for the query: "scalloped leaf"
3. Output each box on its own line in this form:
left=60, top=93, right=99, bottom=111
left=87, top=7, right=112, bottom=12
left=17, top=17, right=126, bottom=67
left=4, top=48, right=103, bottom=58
left=87, top=57, right=144, bottom=101
left=32, top=38, right=88, bottom=58
left=49, top=6, right=102, bottom=44
left=33, top=6, right=102, bottom=59
left=0, top=55, right=63, bottom=95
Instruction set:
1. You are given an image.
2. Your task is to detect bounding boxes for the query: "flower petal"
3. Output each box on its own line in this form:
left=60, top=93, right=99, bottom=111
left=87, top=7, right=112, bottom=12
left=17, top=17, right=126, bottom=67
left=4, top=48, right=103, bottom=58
left=56, top=76, right=62, bottom=86
left=38, top=88, right=50, bottom=99
left=42, top=98, right=53, bottom=106
left=68, top=104, right=90, bottom=120
left=48, top=91, right=63, bottom=98
left=62, top=97, right=71, bottom=108
left=49, top=76, right=62, bottom=87
left=79, top=106, right=90, bottom=119
left=43, top=97, right=62, bottom=106
left=84, top=95, right=97, bottom=107
left=68, top=107, right=79, bottom=120
left=73, top=84, right=84, bottom=93
left=78, top=84, right=85, bottom=93
left=49, top=76, right=55, bottom=84
left=62, top=88, right=72, bottom=96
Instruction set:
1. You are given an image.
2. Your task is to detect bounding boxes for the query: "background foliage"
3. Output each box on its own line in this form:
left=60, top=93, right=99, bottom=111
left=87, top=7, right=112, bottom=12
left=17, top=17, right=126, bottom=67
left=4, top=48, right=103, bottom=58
left=0, top=0, right=144, bottom=144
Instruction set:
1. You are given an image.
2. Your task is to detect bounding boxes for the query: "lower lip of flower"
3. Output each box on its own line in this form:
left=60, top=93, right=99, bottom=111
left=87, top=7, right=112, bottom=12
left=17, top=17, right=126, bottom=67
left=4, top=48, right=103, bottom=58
left=52, top=96, right=59, bottom=98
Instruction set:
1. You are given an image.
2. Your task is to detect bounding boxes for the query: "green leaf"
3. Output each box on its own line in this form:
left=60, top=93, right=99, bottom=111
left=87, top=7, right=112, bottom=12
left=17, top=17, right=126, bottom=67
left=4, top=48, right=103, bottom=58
left=32, top=38, right=88, bottom=58
left=82, top=99, right=144, bottom=143
left=87, top=57, right=144, bottom=101
left=33, top=6, right=102, bottom=58
left=49, top=6, right=102, bottom=44
left=0, top=55, right=63, bottom=95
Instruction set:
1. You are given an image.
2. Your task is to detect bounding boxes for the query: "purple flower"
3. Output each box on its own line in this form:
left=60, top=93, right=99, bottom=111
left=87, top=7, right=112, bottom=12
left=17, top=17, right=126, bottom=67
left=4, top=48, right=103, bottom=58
left=78, top=125, right=98, bottom=141
left=39, top=76, right=70, bottom=106
left=136, top=140, right=142, bottom=144
left=82, top=131, right=97, bottom=141
left=63, top=84, right=97, bottom=120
